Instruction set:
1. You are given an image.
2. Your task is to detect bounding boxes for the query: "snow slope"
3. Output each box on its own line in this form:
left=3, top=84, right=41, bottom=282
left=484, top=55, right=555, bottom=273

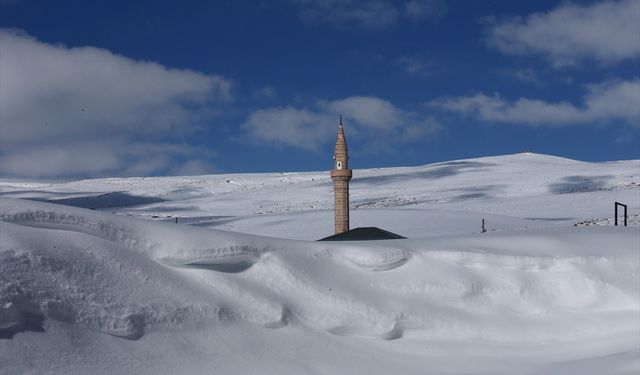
left=1, top=153, right=639, bottom=374
left=2, top=152, right=637, bottom=240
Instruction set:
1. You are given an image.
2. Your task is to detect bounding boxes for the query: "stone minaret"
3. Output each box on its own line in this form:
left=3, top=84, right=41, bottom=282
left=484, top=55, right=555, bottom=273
left=331, top=116, right=352, bottom=234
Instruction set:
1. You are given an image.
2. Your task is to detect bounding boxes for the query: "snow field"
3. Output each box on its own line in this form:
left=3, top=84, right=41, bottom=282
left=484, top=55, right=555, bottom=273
left=1, top=153, right=639, bottom=374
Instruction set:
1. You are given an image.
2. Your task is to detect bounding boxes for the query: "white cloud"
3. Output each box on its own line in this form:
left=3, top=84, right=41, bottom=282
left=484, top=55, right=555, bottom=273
left=292, top=0, right=443, bottom=30
left=496, top=68, right=543, bottom=86
left=0, top=29, right=229, bottom=178
left=0, top=143, right=121, bottom=177
left=486, top=0, right=640, bottom=67
left=0, top=140, right=216, bottom=178
left=321, top=96, right=401, bottom=130
left=428, top=79, right=640, bottom=127
left=242, top=107, right=335, bottom=150
left=243, top=96, right=440, bottom=150
left=395, top=56, right=435, bottom=77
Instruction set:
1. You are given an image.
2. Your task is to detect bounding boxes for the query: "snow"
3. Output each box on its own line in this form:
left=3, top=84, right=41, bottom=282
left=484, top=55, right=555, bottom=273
left=1, top=152, right=639, bottom=374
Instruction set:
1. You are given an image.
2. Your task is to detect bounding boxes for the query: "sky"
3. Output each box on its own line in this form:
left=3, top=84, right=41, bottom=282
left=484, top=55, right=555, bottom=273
left=0, top=0, right=638, bottom=178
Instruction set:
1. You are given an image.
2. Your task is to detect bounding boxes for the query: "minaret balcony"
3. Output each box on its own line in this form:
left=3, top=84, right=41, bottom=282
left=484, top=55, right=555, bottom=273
left=331, top=169, right=352, bottom=180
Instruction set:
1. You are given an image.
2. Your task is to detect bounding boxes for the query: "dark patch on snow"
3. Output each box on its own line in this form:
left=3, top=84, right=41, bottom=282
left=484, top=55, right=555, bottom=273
left=328, top=323, right=404, bottom=340
left=264, top=306, right=294, bottom=329
left=0, top=297, right=45, bottom=339
left=381, top=322, right=404, bottom=340
left=178, top=216, right=237, bottom=226
left=39, top=192, right=165, bottom=209
left=454, top=192, right=488, bottom=200
left=105, top=313, right=146, bottom=340
left=134, top=205, right=196, bottom=213
left=352, top=161, right=497, bottom=186
left=185, top=259, right=256, bottom=273
left=548, top=175, right=613, bottom=194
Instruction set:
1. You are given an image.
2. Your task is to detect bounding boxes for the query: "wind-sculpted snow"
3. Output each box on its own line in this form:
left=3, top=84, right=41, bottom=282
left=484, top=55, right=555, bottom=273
left=1, top=154, right=639, bottom=374
left=0, top=198, right=289, bottom=262
left=1, top=198, right=638, bottom=348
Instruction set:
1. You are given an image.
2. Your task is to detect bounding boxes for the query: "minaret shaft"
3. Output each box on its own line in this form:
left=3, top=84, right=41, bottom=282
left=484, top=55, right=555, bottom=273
left=333, top=179, right=350, bottom=234
left=330, top=119, right=352, bottom=234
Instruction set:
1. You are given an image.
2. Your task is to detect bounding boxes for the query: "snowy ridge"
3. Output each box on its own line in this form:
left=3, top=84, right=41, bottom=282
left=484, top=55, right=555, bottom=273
left=0, top=198, right=289, bottom=263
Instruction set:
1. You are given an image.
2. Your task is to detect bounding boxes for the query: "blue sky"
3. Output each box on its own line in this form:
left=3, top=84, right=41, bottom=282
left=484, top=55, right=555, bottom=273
left=0, top=0, right=638, bottom=178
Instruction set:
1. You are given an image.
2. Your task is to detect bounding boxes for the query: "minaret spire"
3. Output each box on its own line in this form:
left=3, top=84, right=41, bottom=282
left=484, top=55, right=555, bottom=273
left=330, top=116, right=352, bottom=234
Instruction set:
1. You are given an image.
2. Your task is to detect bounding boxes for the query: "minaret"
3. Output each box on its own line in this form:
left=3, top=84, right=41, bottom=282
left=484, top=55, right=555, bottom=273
left=331, top=115, right=353, bottom=234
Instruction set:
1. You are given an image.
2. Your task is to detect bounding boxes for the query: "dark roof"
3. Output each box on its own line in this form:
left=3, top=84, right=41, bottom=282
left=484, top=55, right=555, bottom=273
left=318, top=227, right=406, bottom=241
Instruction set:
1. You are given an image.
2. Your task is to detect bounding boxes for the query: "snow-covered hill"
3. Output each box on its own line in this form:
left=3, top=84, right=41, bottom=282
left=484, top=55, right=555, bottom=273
left=1, top=153, right=639, bottom=374
left=2, top=152, right=638, bottom=240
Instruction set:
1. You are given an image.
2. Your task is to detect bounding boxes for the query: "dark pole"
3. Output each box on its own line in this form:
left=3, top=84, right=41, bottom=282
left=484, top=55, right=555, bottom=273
left=482, top=218, right=486, bottom=233
left=615, top=202, right=628, bottom=227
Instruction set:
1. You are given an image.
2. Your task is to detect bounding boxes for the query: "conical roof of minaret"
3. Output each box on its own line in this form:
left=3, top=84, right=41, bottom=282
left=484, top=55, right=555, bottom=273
left=334, top=116, right=349, bottom=164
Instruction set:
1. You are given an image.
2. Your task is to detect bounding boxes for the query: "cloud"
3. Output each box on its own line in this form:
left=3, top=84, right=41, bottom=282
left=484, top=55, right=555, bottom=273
left=404, top=0, right=445, bottom=21
left=253, top=86, right=279, bottom=101
left=0, top=29, right=230, bottom=178
left=321, top=97, right=401, bottom=130
left=428, top=79, right=640, bottom=127
left=242, top=107, right=335, bottom=150
left=486, top=0, right=640, bottom=67
left=243, top=96, right=440, bottom=150
left=0, top=143, right=121, bottom=177
left=395, top=56, right=435, bottom=77
left=173, top=159, right=218, bottom=176
left=292, top=0, right=443, bottom=30
left=496, top=68, right=544, bottom=86
left=294, top=0, right=398, bottom=29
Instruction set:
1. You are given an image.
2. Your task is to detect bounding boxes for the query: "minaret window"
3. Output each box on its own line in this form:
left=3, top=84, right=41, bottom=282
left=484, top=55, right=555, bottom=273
left=336, top=161, right=342, bottom=169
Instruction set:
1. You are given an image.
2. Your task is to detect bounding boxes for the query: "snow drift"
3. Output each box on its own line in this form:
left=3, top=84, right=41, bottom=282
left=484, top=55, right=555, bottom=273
left=1, top=153, right=639, bottom=374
